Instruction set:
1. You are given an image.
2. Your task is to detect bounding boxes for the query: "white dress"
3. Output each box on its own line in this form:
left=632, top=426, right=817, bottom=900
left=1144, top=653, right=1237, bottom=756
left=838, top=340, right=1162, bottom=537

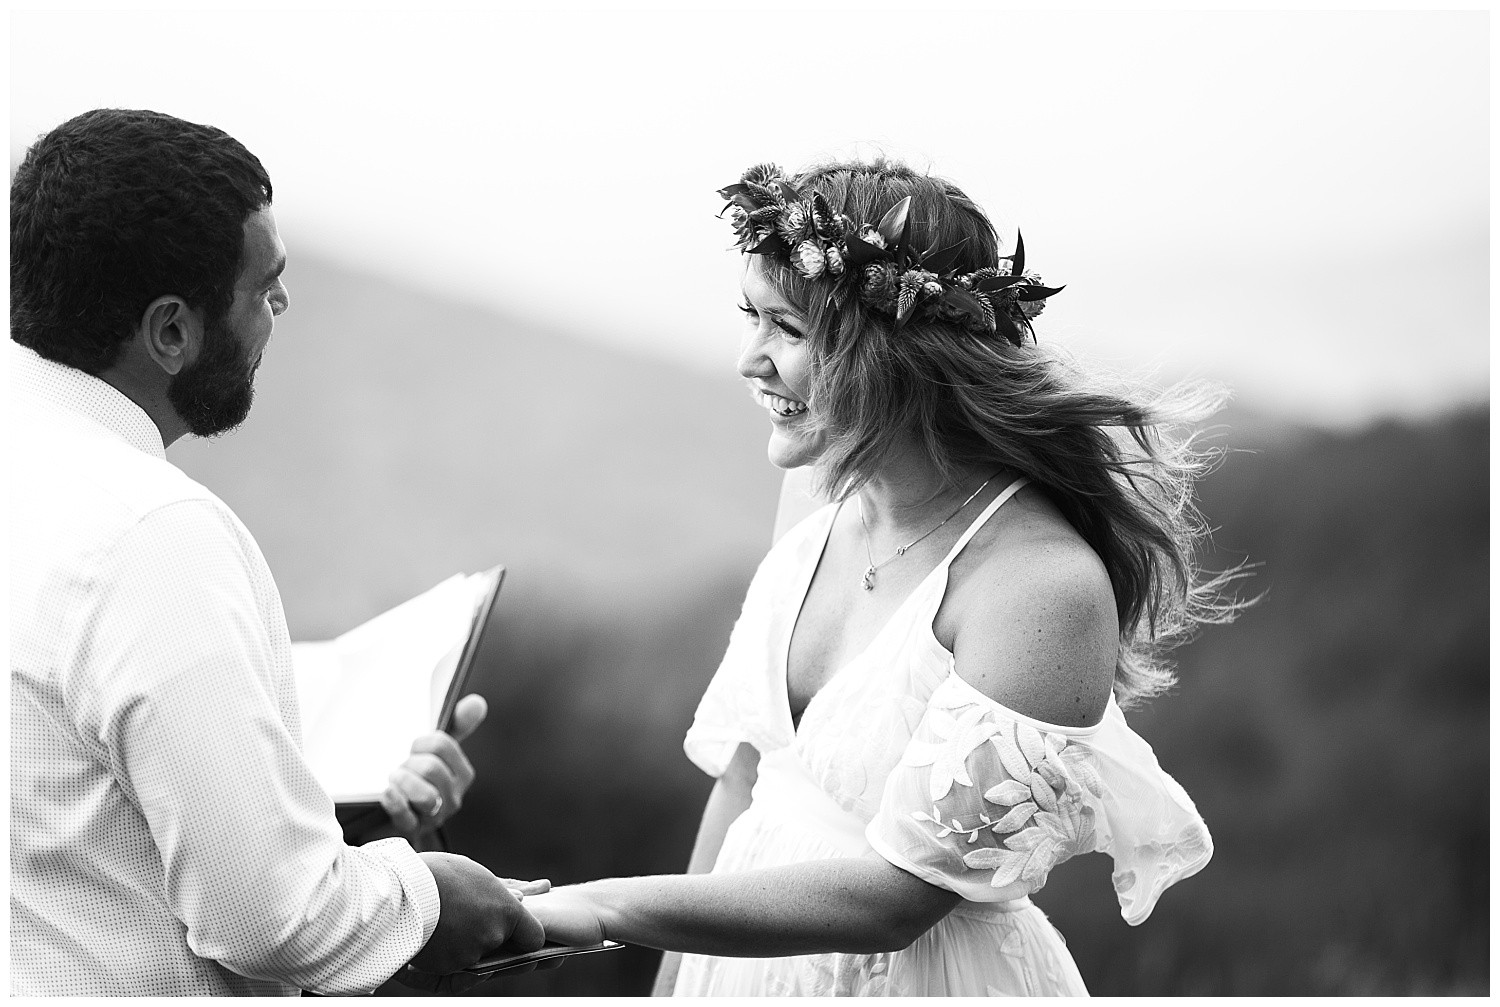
left=674, top=480, right=1212, bottom=997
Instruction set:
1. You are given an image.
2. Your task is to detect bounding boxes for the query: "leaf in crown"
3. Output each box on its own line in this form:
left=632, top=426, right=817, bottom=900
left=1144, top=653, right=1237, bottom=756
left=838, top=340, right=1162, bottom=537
left=875, top=196, right=912, bottom=255
left=843, top=226, right=887, bottom=268
left=919, top=237, right=969, bottom=276
left=940, top=287, right=991, bottom=330
left=748, top=231, right=788, bottom=256
left=972, top=273, right=1030, bottom=295
left=715, top=182, right=752, bottom=202
left=1006, top=231, right=1027, bottom=277
left=994, top=312, right=1026, bottom=348
left=810, top=191, right=836, bottom=239
left=1013, top=284, right=1066, bottom=302
left=726, top=191, right=763, bottom=215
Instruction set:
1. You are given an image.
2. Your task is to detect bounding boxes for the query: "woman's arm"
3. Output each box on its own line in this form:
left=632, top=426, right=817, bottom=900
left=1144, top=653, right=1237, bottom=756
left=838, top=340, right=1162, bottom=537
left=532, top=856, right=959, bottom=958
left=544, top=738, right=958, bottom=966
left=649, top=743, right=759, bottom=995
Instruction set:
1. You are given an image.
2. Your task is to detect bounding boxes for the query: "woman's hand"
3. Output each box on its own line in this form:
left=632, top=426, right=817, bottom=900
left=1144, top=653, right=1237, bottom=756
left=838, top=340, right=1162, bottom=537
left=524, top=887, right=607, bottom=947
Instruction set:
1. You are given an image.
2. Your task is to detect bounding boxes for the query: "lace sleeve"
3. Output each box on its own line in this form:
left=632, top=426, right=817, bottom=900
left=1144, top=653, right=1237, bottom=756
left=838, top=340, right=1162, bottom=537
left=866, top=673, right=1211, bottom=923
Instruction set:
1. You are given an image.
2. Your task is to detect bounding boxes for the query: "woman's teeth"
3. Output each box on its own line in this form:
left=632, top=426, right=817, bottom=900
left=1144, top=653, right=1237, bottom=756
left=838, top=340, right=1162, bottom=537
left=757, top=391, right=808, bottom=417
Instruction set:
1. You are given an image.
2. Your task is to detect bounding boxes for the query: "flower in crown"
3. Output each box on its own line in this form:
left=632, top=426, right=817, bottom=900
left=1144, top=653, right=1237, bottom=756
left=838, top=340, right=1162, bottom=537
left=716, top=163, right=1064, bottom=347
left=794, top=240, right=827, bottom=279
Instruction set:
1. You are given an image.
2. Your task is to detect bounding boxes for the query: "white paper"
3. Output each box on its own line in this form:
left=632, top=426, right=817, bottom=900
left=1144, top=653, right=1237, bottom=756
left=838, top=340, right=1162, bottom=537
left=292, top=571, right=496, bottom=804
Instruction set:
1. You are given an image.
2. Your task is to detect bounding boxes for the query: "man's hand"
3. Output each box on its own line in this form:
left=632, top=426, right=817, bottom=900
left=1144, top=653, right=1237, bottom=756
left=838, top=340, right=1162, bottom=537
left=408, top=852, right=546, bottom=975
left=381, top=693, right=487, bottom=836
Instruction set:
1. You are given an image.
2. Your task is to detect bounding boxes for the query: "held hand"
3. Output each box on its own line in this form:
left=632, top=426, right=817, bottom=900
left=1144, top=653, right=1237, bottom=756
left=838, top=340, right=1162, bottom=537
left=523, top=888, right=606, bottom=948
left=501, top=877, right=552, bottom=899
left=381, top=694, right=488, bottom=835
left=408, top=851, right=545, bottom=975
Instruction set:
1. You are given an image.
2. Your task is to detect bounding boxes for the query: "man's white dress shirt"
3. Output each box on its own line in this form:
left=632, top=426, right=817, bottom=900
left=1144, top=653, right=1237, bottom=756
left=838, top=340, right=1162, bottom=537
left=8, top=341, right=440, bottom=996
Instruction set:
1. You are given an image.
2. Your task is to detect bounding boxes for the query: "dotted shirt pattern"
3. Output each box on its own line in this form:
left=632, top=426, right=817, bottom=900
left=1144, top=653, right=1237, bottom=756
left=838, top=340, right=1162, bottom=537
left=7, top=342, right=440, bottom=996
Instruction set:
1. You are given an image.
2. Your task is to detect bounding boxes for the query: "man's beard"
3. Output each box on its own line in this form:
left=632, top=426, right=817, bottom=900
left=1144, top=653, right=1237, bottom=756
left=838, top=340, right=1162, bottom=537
left=167, top=318, right=257, bottom=437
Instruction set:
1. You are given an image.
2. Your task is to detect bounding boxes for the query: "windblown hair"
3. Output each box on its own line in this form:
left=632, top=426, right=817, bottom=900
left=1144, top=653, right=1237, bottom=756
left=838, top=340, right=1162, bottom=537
left=10, top=108, right=273, bottom=374
left=760, top=158, right=1243, bottom=708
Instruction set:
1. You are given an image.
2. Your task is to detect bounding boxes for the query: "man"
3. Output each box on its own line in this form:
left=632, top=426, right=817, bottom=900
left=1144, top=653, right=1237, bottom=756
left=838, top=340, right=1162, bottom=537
left=8, top=108, right=543, bottom=995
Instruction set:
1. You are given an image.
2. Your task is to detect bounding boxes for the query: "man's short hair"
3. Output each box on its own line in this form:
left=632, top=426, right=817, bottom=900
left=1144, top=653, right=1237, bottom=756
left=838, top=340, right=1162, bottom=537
left=10, top=108, right=273, bottom=373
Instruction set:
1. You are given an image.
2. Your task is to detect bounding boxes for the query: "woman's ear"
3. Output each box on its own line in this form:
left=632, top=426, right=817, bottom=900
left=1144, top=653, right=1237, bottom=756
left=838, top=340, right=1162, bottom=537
left=137, top=295, right=204, bottom=377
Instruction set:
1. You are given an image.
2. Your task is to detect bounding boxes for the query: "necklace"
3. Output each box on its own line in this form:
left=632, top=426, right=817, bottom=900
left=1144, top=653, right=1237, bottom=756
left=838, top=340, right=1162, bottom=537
left=856, top=471, right=1000, bottom=591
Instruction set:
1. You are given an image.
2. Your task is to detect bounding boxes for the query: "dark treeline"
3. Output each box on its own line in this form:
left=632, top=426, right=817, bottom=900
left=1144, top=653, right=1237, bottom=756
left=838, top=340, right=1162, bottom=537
left=404, top=406, right=1488, bottom=997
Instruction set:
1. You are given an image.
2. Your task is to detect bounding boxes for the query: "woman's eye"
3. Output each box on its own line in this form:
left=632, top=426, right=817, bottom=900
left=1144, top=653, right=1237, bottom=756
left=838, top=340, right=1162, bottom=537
left=739, top=302, right=804, bottom=340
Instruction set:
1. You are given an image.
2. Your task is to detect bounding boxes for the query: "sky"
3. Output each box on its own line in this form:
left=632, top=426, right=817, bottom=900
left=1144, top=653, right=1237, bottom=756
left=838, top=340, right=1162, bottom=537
left=8, top=6, right=1490, bottom=428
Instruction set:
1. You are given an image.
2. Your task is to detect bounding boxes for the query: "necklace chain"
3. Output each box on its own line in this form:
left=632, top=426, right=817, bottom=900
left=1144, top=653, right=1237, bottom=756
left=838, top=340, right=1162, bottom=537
left=856, top=471, right=1000, bottom=591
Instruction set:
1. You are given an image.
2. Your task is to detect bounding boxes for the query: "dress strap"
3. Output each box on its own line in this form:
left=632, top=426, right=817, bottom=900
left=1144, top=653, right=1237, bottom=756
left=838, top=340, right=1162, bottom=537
left=936, top=477, right=1030, bottom=568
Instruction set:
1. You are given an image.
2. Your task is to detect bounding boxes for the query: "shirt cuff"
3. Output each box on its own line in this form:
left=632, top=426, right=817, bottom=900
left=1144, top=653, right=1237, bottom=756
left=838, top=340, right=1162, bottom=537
left=362, top=837, right=441, bottom=946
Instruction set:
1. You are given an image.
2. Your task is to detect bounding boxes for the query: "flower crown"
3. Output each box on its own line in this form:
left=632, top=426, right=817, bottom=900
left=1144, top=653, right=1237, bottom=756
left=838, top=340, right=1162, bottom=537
left=718, top=163, right=1064, bottom=347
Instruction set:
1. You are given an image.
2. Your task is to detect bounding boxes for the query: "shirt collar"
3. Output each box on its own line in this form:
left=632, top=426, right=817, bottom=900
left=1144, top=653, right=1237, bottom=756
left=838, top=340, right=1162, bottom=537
left=8, top=340, right=168, bottom=459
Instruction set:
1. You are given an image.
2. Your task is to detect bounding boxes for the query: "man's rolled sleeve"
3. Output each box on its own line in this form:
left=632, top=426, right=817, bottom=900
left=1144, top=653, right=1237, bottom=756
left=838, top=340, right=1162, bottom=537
left=362, top=838, right=441, bottom=943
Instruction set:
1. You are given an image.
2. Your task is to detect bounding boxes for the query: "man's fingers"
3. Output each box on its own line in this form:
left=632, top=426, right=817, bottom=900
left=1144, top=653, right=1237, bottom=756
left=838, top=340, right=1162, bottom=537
left=448, top=693, right=488, bottom=742
left=409, top=732, right=475, bottom=792
left=394, top=967, right=442, bottom=993
left=395, top=967, right=487, bottom=994
left=399, top=755, right=458, bottom=812
left=504, top=903, right=547, bottom=954
left=379, top=778, right=420, bottom=834
left=385, top=765, right=445, bottom=828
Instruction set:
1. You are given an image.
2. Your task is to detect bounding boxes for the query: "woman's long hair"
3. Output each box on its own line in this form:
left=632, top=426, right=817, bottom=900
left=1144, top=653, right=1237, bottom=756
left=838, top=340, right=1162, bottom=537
left=761, top=159, right=1245, bottom=708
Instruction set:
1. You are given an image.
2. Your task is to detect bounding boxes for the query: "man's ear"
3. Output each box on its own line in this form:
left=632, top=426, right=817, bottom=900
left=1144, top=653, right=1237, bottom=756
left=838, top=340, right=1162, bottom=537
left=137, top=295, right=204, bottom=377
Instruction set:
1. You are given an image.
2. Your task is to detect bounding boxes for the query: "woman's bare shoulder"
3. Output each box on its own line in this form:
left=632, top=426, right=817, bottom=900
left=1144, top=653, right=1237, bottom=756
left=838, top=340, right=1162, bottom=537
left=946, top=491, right=1119, bottom=727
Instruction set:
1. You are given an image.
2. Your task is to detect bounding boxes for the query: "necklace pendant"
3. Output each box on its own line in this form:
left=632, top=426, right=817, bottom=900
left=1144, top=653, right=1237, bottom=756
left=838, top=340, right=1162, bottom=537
left=862, top=566, right=876, bottom=591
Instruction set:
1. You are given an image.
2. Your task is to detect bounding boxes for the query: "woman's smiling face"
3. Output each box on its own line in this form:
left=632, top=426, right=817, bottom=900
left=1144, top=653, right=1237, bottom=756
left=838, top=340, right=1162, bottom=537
left=736, top=261, right=824, bottom=470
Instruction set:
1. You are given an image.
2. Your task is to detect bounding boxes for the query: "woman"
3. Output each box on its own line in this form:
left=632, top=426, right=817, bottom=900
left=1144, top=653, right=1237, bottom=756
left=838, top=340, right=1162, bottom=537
left=525, top=159, right=1237, bottom=996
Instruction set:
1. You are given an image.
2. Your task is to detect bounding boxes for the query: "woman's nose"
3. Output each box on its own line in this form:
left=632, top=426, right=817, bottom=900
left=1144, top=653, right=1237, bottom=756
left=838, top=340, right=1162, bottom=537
left=736, top=328, right=774, bottom=381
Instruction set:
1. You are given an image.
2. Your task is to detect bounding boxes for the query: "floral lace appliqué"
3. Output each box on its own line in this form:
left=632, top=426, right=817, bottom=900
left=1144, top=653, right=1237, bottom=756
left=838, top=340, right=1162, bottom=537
left=1113, top=820, right=1211, bottom=898
left=907, top=710, right=1104, bottom=892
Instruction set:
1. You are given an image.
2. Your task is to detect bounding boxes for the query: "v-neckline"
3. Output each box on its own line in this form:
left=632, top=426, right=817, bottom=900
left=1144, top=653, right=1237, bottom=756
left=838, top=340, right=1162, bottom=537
left=778, top=502, right=958, bottom=735
left=776, top=477, right=1032, bottom=737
